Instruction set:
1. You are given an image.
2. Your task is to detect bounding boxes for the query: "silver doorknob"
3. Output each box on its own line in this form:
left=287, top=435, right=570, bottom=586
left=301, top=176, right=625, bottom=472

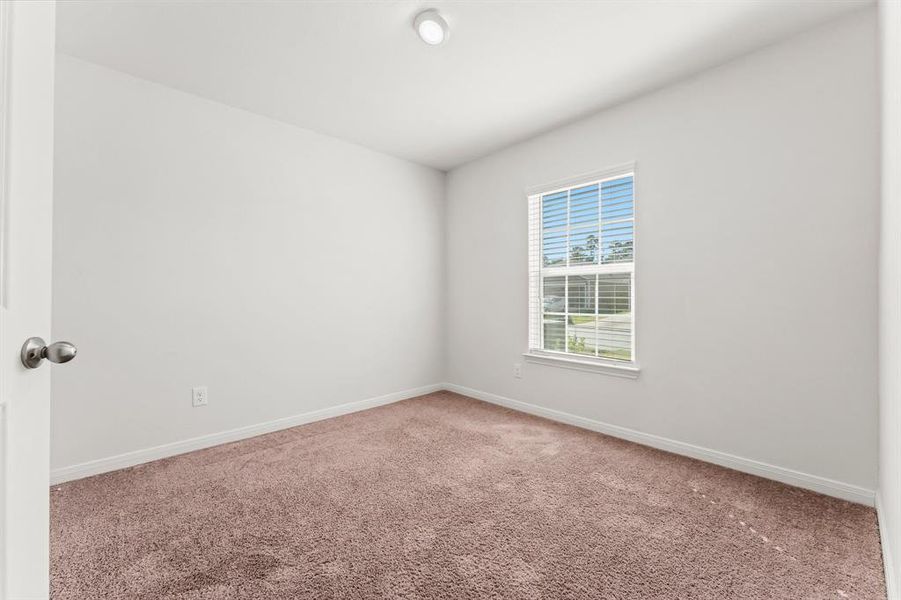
left=21, top=337, right=77, bottom=369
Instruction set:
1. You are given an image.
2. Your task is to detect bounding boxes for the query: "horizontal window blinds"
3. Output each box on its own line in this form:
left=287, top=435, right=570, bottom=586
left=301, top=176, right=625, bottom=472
left=528, top=170, right=635, bottom=363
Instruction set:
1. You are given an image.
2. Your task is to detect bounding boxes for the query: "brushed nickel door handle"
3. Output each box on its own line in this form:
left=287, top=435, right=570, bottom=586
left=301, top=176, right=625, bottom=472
left=21, top=337, right=77, bottom=369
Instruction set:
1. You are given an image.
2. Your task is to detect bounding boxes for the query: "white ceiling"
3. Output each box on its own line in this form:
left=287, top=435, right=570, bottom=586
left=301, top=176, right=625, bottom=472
left=56, top=0, right=871, bottom=170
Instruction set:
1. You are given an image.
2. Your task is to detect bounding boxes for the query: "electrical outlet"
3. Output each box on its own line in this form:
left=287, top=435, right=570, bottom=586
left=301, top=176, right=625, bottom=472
left=192, top=386, right=208, bottom=407
left=513, top=363, right=522, bottom=379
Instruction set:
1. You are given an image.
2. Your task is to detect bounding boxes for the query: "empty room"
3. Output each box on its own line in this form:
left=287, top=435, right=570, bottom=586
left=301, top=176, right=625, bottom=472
left=2, top=0, right=900, bottom=598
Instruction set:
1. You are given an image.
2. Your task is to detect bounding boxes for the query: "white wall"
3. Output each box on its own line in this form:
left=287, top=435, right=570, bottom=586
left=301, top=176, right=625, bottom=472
left=51, top=55, right=445, bottom=472
left=446, top=10, right=879, bottom=494
left=879, top=0, right=901, bottom=594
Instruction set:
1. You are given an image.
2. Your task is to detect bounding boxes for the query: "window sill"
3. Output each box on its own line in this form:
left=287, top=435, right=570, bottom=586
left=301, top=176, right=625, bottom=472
left=522, top=351, right=640, bottom=379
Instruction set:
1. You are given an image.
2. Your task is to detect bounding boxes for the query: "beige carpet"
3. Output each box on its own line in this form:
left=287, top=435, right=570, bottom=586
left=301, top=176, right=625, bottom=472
left=51, top=391, right=885, bottom=599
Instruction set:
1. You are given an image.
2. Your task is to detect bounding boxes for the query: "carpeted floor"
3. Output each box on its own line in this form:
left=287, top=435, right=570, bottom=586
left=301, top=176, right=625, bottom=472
left=51, top=391, right=885, bottom=599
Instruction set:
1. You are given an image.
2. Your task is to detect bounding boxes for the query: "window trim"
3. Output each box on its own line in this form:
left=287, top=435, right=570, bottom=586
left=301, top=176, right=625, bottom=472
left=524, top=162, right=637, bottom=197
left=522, top=350, right=640, bottom=378
left=526, top=162, right=639, bottom=377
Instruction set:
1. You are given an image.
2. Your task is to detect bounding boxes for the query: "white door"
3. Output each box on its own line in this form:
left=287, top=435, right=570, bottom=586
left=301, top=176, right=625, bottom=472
left=1, top=1, right=57, bottom=599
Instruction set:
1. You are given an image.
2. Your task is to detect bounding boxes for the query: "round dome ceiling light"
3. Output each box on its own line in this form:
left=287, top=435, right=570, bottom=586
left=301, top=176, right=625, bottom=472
left=414, top=9, right=449, bottom=46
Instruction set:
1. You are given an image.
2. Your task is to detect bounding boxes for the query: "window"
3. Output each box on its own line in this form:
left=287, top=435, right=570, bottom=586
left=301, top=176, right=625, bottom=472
left=527, top=165, right=637, bottom=374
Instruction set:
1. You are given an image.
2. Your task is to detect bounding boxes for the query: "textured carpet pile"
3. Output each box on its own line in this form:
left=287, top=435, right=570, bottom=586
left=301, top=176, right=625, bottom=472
left=51, top=392, right=885, bottom=599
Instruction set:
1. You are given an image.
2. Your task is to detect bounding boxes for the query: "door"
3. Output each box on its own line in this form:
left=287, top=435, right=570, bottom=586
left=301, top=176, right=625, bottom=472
left=1, top=1, right=56, bottom=599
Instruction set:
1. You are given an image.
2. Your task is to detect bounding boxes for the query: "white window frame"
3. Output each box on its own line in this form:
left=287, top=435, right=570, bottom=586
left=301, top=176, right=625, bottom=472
left=524, top=162, right=639, bottom=378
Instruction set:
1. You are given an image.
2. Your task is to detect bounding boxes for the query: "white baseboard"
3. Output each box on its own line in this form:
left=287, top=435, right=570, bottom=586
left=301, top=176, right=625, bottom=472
left=443, top=382, right=876, bottom=506
left=52, top=381, right=877, bottom=508
left=50, top=383, right=443, bottom=485
left=878, top=492, right=899, bottom=599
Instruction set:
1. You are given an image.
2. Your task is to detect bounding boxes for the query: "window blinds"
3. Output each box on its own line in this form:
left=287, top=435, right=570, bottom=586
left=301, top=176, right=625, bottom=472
left=528, top=170, right=635, bottom=363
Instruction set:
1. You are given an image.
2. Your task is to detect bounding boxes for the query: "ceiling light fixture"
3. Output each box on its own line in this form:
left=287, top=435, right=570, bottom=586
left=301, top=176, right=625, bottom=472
left=414, top=9, right=449, bottom=46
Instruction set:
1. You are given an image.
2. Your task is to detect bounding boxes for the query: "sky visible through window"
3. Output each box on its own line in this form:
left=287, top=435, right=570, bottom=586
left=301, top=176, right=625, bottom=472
left=542, top=176, right=633, bottom=267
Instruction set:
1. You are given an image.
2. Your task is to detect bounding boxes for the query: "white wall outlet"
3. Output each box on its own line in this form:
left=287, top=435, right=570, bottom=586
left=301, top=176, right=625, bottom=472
left=513, top=363, right=522, bottom=379
left=192, top=386, right=208, bottom=407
